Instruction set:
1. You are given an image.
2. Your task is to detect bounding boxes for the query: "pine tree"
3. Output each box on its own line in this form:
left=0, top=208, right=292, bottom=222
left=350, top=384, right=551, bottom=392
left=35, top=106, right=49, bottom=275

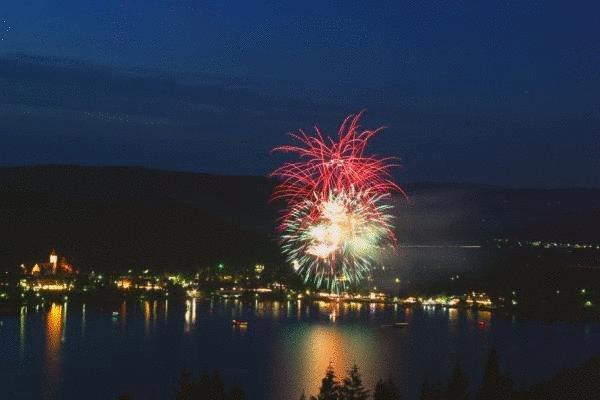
left=446, top=363, right=470, bottom=400
left=419, top=381, right=442, bottom=400
left=477, top=348, right=513, bottom=400
left=374, top=379, right=387, bottom=400
left=339, top=364, right=369, bottom=400
left=175, top=370, right=194, bottom=400
left=195, top=371, right=211, bottom=400
left=316, top=362, right=340, bottom=400
left=208, top=371, right=226, bottom=400
left=374, top=377, right=401, bottom=400
left=228, top=384, right=246, bottom=400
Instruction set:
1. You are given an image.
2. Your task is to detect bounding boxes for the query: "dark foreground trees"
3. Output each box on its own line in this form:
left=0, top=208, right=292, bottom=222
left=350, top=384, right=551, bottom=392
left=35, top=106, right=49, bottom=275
left=117, top=347, right=599, bottom=400
left=306, top=363, right=398, bottom=400
left=418, top=350, right=512, bottom=400
left=445, top=363, right=470, bottom=400
left=340, top=365, right=370, bottom=400
left=373, top=377, right=401, bottom=400
left=312, top=363, right=340, bottom=400
left=174, top=370, right=245, bottom=400
left=476, top=349, right=513, bottom=400
left=304, top=348, right=513, bottom=400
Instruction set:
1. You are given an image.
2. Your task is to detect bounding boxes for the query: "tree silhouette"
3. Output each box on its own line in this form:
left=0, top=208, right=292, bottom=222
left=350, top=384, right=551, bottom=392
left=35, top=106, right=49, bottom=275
left=373, top=377, right=401, bottom=400
left=175, top=370, right=194, bottom=400
left=477, top=348, right=513, bottom=400
left=228, top=384, right=246, bottom=400
left=208, top=371, right=226, bottom=400
left=339, top=364, right=369, bottom=400
left=172, top=369, right=245, bottom=400
left=419, top=381, right=442, bottom=400
left=446, top=363, right=470, bottom=400
left=194, top=371, right=211, bottom=399
left=314, top=362, right=341, bottom=400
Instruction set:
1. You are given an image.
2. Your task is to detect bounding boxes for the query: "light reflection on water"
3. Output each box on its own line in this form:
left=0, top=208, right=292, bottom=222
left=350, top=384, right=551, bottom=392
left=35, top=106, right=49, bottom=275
left=274, top=324, right=383, bottom=398
left=119, top=301, right=127, bottom=333
left=81, top=303, right=86, bottom=338
left=185, top=298, right=197, bottom=333
left=19, top=306, right=26, bottom=362
left=2, top=299, right=600, bottom=400
left=43, top=303, right=66, bottom=400
left=143, top=300, right=151, bottom=336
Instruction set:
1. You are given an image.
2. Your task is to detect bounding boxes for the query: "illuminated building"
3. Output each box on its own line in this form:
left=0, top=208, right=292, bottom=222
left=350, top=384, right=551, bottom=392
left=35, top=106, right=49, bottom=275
left=31, top=280, right=71, bottom=291
left=20, top=250, right=76, bottom=292
left=135, top=279, right=166, bottom=291
left=465, top=292, right=493, bottom=308
left=114, top=274, right=167, bottom=291
left=116, top=279, right=132, bottom=289
left=254, top=264, right=265, bottom=279
left=27, top=250, right=75, bottom=277
left=49, top=250, right=58, bottom=269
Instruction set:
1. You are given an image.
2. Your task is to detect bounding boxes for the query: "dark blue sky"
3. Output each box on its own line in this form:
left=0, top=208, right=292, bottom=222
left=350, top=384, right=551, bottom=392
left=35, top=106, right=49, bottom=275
left=0, top=1, right=598, bottom=187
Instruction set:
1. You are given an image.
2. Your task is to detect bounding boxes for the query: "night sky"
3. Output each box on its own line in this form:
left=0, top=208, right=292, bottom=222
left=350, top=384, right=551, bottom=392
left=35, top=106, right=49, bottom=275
left=0, top=1, right=598, bottom=187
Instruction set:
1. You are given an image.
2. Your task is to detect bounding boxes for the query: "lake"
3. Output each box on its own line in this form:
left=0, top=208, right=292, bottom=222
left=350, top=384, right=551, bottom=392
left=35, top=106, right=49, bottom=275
left=1, top=298, right=600, bottom=399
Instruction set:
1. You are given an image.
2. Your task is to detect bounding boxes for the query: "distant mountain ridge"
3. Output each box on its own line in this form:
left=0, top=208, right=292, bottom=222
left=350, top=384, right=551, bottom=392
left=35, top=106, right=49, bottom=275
left=0, top=165, right=599, bottom=272
left=0, top=164, right=277, bottom=229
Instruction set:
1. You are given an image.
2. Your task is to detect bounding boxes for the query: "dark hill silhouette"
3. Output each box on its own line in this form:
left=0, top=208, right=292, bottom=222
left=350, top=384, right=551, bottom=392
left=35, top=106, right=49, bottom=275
left=522, top=356, right=600, bottom=399
left=0, top=165, right=280, bottom=272
left=0, top=165, right=599, bottom=273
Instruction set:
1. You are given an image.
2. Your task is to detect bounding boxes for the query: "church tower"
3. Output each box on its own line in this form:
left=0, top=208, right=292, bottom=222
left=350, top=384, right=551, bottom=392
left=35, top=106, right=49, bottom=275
left=49, top=249, right=58, bottom=272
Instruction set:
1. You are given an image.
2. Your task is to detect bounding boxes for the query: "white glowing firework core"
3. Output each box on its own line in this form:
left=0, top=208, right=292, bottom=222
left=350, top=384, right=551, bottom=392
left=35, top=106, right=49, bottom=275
left=305, top=194, right=381, bottom=260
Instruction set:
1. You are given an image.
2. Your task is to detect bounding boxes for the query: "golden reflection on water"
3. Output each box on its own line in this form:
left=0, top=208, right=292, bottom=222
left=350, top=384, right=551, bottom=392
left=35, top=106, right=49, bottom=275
left=19, top=306, right=26, bottom=363
left=306, top=327, right=350, bottom=374
left=184, top=298, right=196, bottom=333
left=369, top=303, right=376, bottom=315
left=120, top=301, right=127, bottom=332
left=329, top=302, right=340, bottom=322
left=233, top=299, right=242, bottom=319
left=144, top=301, right=151, bottom=336
left=43, top=303, right=66, bottom=400
left=276, top=324, right=381, bottom=398
left=448, top=307, right=458, bottom=322
left=61, top=302, right=68, bottom=342
left=152, top=300, right=158, bottom=330
left=81, top=304, right=86, bottom=337
left=477, top=310, right=492, bottom=323
left=164, top=299, right=169, bottom=325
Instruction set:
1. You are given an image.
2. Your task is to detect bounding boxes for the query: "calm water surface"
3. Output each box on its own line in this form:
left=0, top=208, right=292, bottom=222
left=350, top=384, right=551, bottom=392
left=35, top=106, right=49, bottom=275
left=1, top=299, right=600, bottom=400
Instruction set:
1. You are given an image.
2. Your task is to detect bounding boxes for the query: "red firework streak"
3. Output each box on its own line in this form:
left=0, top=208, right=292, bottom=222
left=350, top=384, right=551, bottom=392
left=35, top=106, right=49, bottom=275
left=272, top=111, right=405, bottom=206
left=271, top=111, right=406, bottom=290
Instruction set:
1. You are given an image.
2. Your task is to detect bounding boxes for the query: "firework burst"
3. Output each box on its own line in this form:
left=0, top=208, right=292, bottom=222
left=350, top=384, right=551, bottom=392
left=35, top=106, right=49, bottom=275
left=272, top=112, right=404, bottom=292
